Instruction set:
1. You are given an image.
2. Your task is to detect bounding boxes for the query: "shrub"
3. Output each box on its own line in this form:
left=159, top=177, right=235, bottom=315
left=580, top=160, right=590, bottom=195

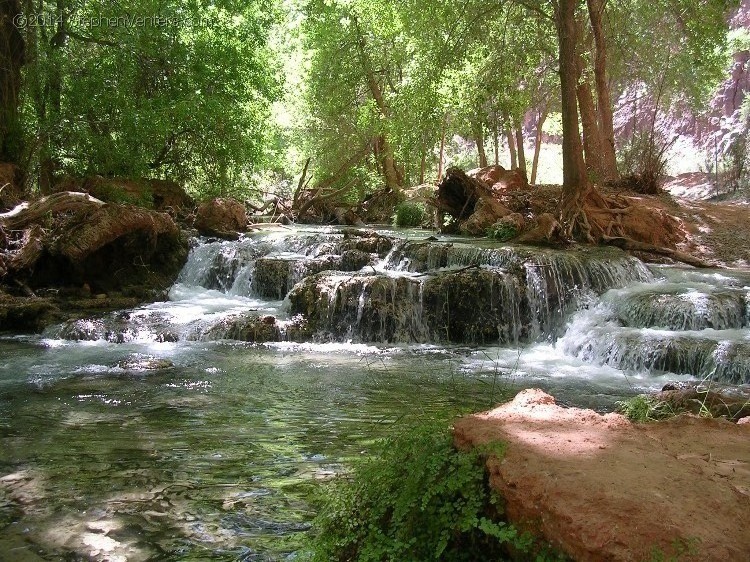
left=305, top=421, right=534, bottom=561
left=392, top=201, right=426, bottom=227
left=487, top=221, right=518, bottom=242
left=617, top=130, right=674, bottom=194
left=616, top=395, right=677, bottom=422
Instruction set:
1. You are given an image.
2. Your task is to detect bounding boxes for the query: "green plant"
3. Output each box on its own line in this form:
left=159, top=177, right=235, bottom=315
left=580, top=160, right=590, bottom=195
left=646, top=537, right=701, bottom=561
left=487, top=221, right=518, bottom=242
left=305, top=421, right=533, bottom=561
left=616, top=395, right=677, bottom=422
left=392, top=201, right=426, bottom=227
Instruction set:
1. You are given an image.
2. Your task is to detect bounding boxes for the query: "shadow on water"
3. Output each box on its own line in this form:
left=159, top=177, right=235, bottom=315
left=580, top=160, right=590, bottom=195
left=0, top=339, right=527, bottom=560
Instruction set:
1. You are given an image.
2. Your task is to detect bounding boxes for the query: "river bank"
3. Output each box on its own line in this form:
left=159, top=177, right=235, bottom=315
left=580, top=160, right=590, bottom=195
left=455, top=389, right=750, bottom=562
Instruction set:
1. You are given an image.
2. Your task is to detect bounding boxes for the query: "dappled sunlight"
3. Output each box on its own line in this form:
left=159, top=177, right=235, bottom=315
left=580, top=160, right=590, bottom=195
left=455, top=389, right=750, bottom=561
left=467, top=389, right=627, bottom=457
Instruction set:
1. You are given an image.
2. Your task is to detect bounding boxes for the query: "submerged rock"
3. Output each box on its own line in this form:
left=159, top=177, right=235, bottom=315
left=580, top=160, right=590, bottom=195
left=118, top=356, right=174, bottom=371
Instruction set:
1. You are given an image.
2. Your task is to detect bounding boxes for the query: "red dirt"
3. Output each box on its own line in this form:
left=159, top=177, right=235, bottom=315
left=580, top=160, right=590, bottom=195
left=453, top=389, right=750, bottom=562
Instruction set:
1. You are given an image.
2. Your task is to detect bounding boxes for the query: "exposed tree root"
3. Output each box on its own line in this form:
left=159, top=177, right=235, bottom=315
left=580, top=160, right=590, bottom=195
left=0, top=191, right=104, bottom=231
left=559, top=186, right=711, bottom=268
left=600, top=235, right=713, bottom=268
left=0, top=191, right=185, bottom=292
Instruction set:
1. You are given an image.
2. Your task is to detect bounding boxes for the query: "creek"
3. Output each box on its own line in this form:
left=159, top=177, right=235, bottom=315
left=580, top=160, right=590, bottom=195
left=1, top=225, right=749, bottom=560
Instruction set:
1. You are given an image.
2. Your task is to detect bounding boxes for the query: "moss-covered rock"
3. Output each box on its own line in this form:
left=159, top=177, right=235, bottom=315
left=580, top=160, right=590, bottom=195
left=198, top=313, right=281, bottom=343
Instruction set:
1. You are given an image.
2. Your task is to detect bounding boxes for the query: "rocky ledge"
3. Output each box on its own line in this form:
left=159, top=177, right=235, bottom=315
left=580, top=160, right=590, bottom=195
left=453, top=389, right=750, bottom=562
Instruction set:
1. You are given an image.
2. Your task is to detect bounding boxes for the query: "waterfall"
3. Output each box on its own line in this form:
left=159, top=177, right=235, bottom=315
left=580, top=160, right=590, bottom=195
left=41, top=226, right=750, bottom=384
left=559, top=270, right=750, bottom=384
left=286, top=240, right=651, bottom=345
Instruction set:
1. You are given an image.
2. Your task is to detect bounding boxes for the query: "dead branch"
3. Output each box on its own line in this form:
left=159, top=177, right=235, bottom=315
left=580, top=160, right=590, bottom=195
left=296, top=178, right=358, bottom=218
left=293, top=157, right=312, bottom=209
left=293, top=146, right=371, bottom=218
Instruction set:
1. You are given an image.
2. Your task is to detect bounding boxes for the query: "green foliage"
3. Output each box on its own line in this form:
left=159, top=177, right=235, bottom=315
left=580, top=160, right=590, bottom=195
left=487, top=221, right=518, bottom=242
left=20, top=0, right=280, bottom=197
left=647, top=537, right=701, bottom=561
left=306, top=421, right=533, bottom=561
left=616, top=395, right=677, bottom=422
left=392, top=202, right=426, bottom=227
left=609, top=0, right=737, bottom=111
left=297, top=0, right=556, bottom=192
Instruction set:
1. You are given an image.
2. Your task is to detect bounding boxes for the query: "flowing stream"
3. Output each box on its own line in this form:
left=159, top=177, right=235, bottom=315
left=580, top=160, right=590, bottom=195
left=1, top=225, right=749, bottom=560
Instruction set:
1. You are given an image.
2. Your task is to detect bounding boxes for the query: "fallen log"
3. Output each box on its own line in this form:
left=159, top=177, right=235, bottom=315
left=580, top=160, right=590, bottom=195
left=0, top=191, right=105, bottom=231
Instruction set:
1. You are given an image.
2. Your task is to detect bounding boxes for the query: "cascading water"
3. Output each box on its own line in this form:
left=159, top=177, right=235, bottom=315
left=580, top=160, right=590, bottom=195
left=2, top=225, right=749, bottom=560
left=40, top=226, right=750, bottom=383
left=559, top=267, right=750, bottom=384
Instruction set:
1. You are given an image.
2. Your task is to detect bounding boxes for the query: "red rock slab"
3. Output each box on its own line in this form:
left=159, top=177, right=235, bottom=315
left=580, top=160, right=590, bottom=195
left=453, top=389, right=750, bottom=562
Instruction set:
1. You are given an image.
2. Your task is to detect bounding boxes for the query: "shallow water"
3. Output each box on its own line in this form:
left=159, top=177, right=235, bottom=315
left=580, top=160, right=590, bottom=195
left=2, top=227, right=749, bottom=560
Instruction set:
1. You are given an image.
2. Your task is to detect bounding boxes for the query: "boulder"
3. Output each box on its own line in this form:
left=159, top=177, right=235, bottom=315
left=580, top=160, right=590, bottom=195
left=516, top=213, right=566, bottom=246
left=655, top=387, right=750, bottom=420
left=198, top=313, right=281, bottom=343
left=194, top=198, right=248, bottom=237
left=454, top=389, right=750, bottom=562
left=469, top=165, right=530, bottom=193
left=460, top=197, right=512, bottom=235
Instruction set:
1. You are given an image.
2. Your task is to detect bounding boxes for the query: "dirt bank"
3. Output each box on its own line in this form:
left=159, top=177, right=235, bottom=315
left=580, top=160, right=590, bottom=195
left=453, top=389, right=750, bottom=562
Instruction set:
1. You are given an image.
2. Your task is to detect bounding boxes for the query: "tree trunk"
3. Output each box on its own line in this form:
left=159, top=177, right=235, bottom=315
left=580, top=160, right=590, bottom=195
left=554, top=0, right=591, bottom=233
left=577, top=77, right=604, bottom=181
left=380, top=136, right=401, bottom=192
left=505, top=128, right=518, bottom=169
left=586, top=0, right=618, bottom=180
left=473, top=120, right=488, bottom=168
left=419, top=145, right=426, bottom=184
left=353, top=17, right=402, bottom=192
left=492, top=110, right=500, bottom=165
left=0, top=0, right=26, bottom=163
left=437, top=113, right=447, bottom=182
left=531, top=107, right=549, bottom=185
left=515, top=126, right=527, bottom=175
left=576, top=18, right=604, bottom=182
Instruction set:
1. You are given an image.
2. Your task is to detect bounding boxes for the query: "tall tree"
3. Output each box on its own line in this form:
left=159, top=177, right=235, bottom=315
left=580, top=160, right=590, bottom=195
left=0, top=0, right=25, bottom=163
left=18, top=0, right=280, bottom=197
left=553, top=0, right=590, bottom=235
left=586, top=0, right=618, bottom=180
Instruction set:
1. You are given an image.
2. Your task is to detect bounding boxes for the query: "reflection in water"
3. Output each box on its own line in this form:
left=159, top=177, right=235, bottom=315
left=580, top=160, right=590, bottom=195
left=1, top=339, right=542, bottom=560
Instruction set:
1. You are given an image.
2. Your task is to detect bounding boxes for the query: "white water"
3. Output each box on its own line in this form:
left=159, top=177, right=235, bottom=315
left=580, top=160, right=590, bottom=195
left=3, top=226, right=750, bottom=560
left=40, top=226, right=750, bottom=386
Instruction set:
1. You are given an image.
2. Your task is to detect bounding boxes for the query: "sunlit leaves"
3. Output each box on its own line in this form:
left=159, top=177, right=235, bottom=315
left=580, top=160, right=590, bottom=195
left=21, top=0, right=281, bottom=197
